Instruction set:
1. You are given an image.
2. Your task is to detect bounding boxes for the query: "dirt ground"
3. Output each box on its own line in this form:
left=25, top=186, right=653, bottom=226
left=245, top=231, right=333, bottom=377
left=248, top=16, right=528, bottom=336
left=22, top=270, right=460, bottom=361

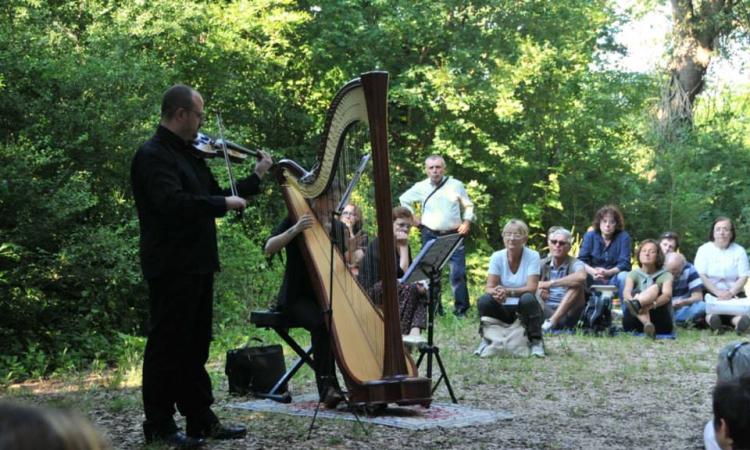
left=2, top=323, right=739, bottom=450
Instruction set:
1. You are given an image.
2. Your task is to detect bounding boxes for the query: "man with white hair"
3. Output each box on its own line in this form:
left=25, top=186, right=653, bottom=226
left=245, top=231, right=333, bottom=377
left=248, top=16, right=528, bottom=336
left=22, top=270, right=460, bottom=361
left=399, top=155, right=474, bottom=317
left=664, top=252, right=706, bottom=327
left=538, top=227, right=587, bottom=332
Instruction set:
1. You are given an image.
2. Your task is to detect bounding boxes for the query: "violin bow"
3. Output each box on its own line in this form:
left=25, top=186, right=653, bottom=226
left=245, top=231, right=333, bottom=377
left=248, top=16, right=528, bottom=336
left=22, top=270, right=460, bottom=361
left=215, top=113, right=242, bottom=217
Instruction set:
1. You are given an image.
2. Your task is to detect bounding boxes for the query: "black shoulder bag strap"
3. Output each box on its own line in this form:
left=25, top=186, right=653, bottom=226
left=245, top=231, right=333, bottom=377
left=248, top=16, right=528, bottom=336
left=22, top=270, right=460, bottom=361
left=728, top=341, right=750, bottom=375
left=421, top=176, right=450, bottom=211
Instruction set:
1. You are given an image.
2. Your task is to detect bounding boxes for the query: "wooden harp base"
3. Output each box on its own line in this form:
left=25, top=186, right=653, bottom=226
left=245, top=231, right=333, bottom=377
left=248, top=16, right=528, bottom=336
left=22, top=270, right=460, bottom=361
left=348, top=376, right=432, bottom=407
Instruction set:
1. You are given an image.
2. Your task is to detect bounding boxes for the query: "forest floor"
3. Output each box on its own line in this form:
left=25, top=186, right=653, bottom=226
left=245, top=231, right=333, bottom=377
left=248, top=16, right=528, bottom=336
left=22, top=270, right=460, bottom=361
left=1, top=313, right=741, bottom=450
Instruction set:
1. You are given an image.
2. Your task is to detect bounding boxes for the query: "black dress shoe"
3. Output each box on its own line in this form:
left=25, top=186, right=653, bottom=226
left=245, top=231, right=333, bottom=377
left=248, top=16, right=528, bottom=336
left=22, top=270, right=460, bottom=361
left=145, top=431, right=205, bottom=448
left=187, top=422, right=247, bottom=440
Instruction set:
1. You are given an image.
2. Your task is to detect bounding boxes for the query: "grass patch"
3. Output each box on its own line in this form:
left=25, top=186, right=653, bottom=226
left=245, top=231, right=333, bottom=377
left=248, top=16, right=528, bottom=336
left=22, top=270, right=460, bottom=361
left=1, top=299, right=745, bottom=449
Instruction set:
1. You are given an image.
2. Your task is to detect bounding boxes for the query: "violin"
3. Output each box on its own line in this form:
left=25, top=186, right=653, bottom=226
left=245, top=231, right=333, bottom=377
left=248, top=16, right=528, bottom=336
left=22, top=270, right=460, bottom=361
left=191, top=132, right=262, bottom=164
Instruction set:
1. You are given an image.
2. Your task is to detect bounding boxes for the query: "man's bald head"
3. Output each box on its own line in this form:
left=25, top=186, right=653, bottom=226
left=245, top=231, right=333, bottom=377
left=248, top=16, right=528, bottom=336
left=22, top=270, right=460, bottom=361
left=665, top=252, right=686, bottom=278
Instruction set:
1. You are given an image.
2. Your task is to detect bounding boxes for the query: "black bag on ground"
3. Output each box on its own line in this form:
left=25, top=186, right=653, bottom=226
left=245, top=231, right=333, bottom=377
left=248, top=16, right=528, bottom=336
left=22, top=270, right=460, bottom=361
left=580, top=290, right=612, bottom=334
left=225, top=338, right=287, bottom=396
left=717, top=341, right=750, bottom=381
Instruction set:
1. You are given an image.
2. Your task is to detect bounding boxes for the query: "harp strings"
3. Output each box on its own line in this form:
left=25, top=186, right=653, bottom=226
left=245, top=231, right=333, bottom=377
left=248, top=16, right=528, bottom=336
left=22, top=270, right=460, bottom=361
left=318, top=122, right=386, bottom=362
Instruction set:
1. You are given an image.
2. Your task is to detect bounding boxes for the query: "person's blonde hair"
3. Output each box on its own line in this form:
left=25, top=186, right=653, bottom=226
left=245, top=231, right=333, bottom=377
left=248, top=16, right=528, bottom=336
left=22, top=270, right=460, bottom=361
left=502, top=219, right=529, bottom=236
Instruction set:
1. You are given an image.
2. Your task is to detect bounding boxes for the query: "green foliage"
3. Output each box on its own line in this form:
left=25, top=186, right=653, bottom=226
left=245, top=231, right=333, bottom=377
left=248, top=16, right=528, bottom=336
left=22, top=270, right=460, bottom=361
left=627, top=87, right=750, bottom=257
left=213, top=214, right=284, bottom=331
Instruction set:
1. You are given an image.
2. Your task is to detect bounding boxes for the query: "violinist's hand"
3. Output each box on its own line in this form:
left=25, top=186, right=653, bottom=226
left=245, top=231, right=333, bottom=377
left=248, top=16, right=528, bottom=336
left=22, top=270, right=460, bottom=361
left=293, top=213, right=315, bottom=235
left=225, top=196, right=247, bottom=210
left=254, top=150, right=274, bottom=178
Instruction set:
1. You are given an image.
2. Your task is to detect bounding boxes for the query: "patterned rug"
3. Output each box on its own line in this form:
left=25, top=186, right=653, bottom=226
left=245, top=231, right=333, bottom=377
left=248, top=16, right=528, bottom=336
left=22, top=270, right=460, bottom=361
left=230, top=394, right=512, bottom=430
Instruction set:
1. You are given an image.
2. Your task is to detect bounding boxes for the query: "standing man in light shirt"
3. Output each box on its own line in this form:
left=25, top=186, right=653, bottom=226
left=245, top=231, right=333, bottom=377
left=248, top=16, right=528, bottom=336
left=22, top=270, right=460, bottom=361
left=399, top=155, right=474, bottom=317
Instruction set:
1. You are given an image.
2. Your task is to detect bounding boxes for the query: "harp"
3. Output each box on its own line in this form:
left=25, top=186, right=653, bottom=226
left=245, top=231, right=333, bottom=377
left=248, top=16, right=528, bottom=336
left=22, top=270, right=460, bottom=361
left=274, top=72, right=432, bottom=407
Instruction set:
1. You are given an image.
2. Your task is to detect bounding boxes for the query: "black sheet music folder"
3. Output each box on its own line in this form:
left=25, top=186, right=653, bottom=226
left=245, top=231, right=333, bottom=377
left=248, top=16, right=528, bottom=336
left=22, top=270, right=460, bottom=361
left=400, top=233, right=463, bottom=285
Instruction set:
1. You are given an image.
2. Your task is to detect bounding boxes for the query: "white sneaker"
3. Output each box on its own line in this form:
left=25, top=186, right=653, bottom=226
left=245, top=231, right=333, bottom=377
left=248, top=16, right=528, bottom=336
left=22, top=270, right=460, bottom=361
left=402, top=334, right=427, bottom=345
left=530, top=342, right=546, bottom=358
left=541, top=319, right=553, bottom=333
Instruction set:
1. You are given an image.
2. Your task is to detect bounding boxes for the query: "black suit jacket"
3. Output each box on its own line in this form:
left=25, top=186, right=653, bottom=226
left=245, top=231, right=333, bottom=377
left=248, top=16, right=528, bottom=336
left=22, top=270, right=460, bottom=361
left=131, top=125, right=262, bottom=279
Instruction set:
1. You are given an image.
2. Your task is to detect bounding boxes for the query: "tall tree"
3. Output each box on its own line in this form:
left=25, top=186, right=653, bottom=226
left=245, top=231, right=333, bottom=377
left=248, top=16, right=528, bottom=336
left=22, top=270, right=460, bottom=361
left=660, top=0, right=743, bottom=136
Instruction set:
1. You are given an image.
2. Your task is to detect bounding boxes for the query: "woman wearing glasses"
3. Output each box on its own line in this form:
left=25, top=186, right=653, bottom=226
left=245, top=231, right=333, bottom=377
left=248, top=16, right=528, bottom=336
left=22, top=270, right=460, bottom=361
left=340, top=203, right=367, bottom=275
left=578, top=204, right=632, bottom=302
left=477, top=219, right=544, bottom=357
left=359, top=207, right=428, bottom=345
left=694, top=217, right=750, bottom=333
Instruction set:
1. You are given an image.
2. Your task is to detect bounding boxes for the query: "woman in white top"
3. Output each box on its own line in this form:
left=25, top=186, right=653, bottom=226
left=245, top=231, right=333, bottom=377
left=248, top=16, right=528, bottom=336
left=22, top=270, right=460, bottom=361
left=694, top=217, right=750, bottom=333
left=477, top=219, right=544, bottom=357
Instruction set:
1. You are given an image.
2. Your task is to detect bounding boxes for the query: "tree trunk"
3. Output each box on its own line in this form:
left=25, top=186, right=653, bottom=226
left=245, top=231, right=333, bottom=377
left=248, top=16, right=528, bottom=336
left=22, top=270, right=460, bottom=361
left=659, top=0, right=737, bottom=138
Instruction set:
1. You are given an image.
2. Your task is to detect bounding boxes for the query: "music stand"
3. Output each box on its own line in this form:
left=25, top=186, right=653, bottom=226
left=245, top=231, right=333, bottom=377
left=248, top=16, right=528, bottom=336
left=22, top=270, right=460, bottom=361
left=401, top=233, right=463, bottom=403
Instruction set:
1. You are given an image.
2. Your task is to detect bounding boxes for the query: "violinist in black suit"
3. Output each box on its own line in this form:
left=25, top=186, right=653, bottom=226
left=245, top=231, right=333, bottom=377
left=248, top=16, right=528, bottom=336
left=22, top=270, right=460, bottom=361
left=131, top=84, right=272, bottom=448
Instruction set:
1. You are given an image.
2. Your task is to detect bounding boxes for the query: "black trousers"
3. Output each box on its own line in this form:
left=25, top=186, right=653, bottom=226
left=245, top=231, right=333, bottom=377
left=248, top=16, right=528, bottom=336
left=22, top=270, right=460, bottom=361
left=477, top=292, right=543, bottom=343
left=622, top=302, right=674, bottom=334
left=142, top=273, right=216, bottom=433
left=280, top=296, right=338, bottom=399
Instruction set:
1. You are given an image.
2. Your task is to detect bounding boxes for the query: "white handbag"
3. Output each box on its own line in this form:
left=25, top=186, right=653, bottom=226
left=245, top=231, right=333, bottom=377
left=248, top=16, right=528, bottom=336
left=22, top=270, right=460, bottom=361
left=474, top=316, right=530, bottom=358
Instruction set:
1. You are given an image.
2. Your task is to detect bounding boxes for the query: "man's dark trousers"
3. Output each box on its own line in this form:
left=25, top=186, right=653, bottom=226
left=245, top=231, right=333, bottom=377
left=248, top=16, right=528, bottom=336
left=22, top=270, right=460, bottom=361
left=420, top=227, right=470, bottom=315
left=142, top=272, right=215, bottom=433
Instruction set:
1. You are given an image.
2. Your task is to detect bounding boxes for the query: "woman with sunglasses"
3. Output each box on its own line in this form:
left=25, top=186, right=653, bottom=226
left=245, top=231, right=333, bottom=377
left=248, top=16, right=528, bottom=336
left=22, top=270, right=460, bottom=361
left=477, top=219, right=544, bottom=357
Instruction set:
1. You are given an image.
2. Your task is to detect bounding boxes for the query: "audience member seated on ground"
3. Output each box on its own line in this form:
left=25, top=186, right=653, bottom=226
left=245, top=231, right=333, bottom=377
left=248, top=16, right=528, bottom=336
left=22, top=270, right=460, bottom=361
left=711, top=376, right=750, bottom=450
left=341, top=203, right=367, bottom=274
left=537, top=227, right=587, bottom=332
left=664, top=252, right=706, bottom=327
left=694, top=217, right=750, bottom=334
left=477, top=219, right=545, bottom=357
left=659, top=230, right=681, bottom=255
left=358, top=206, right=428, bottom=346
left=622, top=239, right=674, bottom=338
left=703, top=341, right=750, bottom=450
left=0, top=401, right=112, bottom=450
left=705, top=342, right=750, bottom=450
left=578, top=204, right=632, bottom=302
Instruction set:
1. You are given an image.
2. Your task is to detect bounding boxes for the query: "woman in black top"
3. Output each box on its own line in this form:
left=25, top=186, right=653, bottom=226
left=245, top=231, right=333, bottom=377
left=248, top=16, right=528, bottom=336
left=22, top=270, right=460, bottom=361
left=358, top=207, right=428, bottom=344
